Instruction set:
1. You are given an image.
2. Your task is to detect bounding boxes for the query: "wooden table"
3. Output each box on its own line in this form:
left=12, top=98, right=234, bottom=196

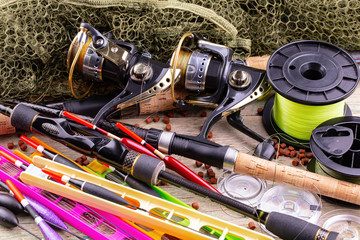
left=0, top=88, right=360, bottom=239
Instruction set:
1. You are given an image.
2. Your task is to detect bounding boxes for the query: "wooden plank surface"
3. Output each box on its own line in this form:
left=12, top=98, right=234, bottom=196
left=0, top=87, right=360, bottom=239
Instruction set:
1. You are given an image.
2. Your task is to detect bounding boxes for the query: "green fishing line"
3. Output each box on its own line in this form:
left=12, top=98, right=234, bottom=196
left=272, top=93, right=345, bottom=141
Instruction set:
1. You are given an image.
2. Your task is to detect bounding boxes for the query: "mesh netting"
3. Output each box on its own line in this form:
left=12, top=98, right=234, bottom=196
left=1, top=0, right=360, bottom=101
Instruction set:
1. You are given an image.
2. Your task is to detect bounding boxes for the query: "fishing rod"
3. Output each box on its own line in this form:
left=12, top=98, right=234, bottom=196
left=2, top=103, right=340, bottom=240
left=6, top=101, right=360, bottom=205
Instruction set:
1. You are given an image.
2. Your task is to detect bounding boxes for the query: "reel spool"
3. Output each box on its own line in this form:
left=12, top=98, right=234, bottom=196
left=258, top=185, right=322, bottom=237
left=309, top=116, right=360, bottom=184
left=263, top=40, right=359, bottom=148
left=317, top=209, right=360, bottom=240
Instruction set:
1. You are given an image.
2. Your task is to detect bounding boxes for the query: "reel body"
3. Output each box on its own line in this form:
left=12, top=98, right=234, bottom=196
left=67, top=23, right=180, bottom=124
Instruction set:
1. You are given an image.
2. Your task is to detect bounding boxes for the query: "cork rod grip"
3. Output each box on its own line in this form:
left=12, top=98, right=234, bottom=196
left=245, top=55, right=270, bottom=70
left=234, top=152, right=360, bottom=205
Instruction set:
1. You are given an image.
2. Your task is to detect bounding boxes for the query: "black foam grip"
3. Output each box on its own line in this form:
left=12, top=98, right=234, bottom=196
left=132, top=154, right=164, bottom=185
left=10, top=104, right=39, bottom=131
left=170, top=136, right=228, bottom=168
left=82, top=182, right=129, bottom=206
left=265, top=212, right=338, bottom=240
left=159, top=171, right=257, bottom=218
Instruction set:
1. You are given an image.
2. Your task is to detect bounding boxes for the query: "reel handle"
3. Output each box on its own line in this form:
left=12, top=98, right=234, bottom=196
left=235, top=152, right=360, bottom=205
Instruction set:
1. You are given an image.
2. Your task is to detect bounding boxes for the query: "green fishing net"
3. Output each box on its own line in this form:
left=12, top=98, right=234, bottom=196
left=1, top=0, right=359, bottom=101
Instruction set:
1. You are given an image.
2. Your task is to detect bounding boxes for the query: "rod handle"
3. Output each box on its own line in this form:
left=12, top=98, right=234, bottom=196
left=245, top=55, right=270, bottom=70
left=234, top=152, right=360, bottom=205
left=265, top=212, right=338, bottom=240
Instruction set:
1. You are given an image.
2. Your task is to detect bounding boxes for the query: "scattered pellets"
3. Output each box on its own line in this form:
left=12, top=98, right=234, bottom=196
left=153, top=115, right=160, bottom=122
left=306, top=152, right=314, bottom=158
left=257, top=108, right=263, bottom=115
left=208, top=171, right=216, bottom=178
left=180, top=111, right=189, bottom=117
left=134, top=123, right=140, bottom=127
left=298, top=153, right=305, bottom=159
left=278, top=148, right=284, bottom=156
left=200, top=111, right=207, bottom=117
left=272, top=138, right=278, bottom=144
left=207, top=131, right=213, bottom=139
left=195, top=161, right=203, bottom=167
left=274, top=144, right=279, bottom=150
left=20, top=144, right=27, bottom=151
left=167, top=112, right=175, bottom=118
left=204, top=164, right=211, bottom=169
left=80, top=155, right=87, bottom=161
left=288, top=146, right=295, bottom=151
left=163, top=117, right=170, bottom=124
left=290, top=151, right=297, bottom=158
left=210, top=177, right=217, bottom=184
left=301, top=158, right=309, bottom=165
left=248, top=221, right=256, bottom=230
left=197, top=172, right=204, bottom=178
left=145, top=117, right=153, bottom=123
left=284, top=149, right=290, bottom=157
left=18, top=140, right=24, bottom=146
left=75, top=157, right=82, bottom=164
left=292, top=158, right=299, bottom=166
left=280, top=143, right=287, bottom=149
left=299, top=149, right=306, bottom=154
left=206, top=168, right=213, bottom=175
left=192, top=202, right=199, bottom=210
left=82, top=160, right=89, bottom=166
left=165, top=124, right=171, bottom=131
left=7, top=142, right=14, bottom=149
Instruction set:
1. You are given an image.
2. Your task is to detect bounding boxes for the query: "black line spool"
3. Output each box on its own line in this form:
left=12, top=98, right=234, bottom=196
left=309, top=116, right=360, bottom=185
left=263, top=40, right=359, bottom=148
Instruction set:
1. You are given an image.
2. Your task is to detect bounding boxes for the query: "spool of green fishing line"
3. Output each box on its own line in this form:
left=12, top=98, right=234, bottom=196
left=309, top=116, right=360, bottom=185
left=263, top=40, right=359, bottom=148
left=272, top=94, right=346, bottom=140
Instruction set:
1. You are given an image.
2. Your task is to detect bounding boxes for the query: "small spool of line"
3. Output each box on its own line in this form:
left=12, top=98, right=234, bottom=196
left=263, top=40, right=360, bottom=148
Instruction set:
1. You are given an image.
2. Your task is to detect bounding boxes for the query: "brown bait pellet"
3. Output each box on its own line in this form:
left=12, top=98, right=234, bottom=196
left=18, top=140, right=24, bottom=146
left=278, top=148, right=284, bottom=156
left=298, top=153, right=305, bottom=159
left=306, top=152, right=313, bottom=158
left=284, top=149, right=290, bottom=157
left=75, top=157, right=82, bottom=164
left=210, top=177, right=217, bottom=184
left=80, top=155, right=87, bottom=161
left=272, top=138, right=278, bottom=144
left=207, top=131, right=213, bottom=139
left=163, top=117, right=170, bottom=124
left=290, top=151, right=297, bottom=158
left=145, top=117, right=153, bottom=124
left=292, top=158, right=299, bottom=166
left=280, top=143, right=287, bottom=149
left=208, top=171, right=216, bottom=178
left=20, top=144, right=27, bottom=151
left=134, top=123, right=140, bottom=127
left=206, top=168, right=213, bottom=175
left=191, top=202, right=199, bottom=210
left=180, top=111, right=189, bottom=117
left=82, top=160, right=89, bottom=166
left=257, top=108, right=263, bottom=115
left=195, top=161, right=203, bottom=167
left=165, top=124, right=171, bottom=131
left=204, top=164, right=211, bottom=169
left=299, top=149, right=306, bottom=154
left=153, top=115, right=160, bottom=122
left=248, top=221, right=256, bottom=230
left=200, top=111, right=207, bottom=117
left=197, top=172, right=204, bottom=178
left=167, top=112, right=175, bottom=118
left=274, top=144, right=279, bottom=150
left=7, top=142, right=14, bottom=149
left=288, top=146, right=295, bottom=151
left=301, top=158, right=309, bottom=165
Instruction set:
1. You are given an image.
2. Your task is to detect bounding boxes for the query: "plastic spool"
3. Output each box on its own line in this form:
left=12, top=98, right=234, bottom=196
left=317, top=209, right=360, bottom=240
left=258, top=185, right=322, bottom=237
left=309, top=116, right=360, bottom=184
left=263, top=40, right=359, bottom=148
left=217, top=172, right=267, bottom=207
